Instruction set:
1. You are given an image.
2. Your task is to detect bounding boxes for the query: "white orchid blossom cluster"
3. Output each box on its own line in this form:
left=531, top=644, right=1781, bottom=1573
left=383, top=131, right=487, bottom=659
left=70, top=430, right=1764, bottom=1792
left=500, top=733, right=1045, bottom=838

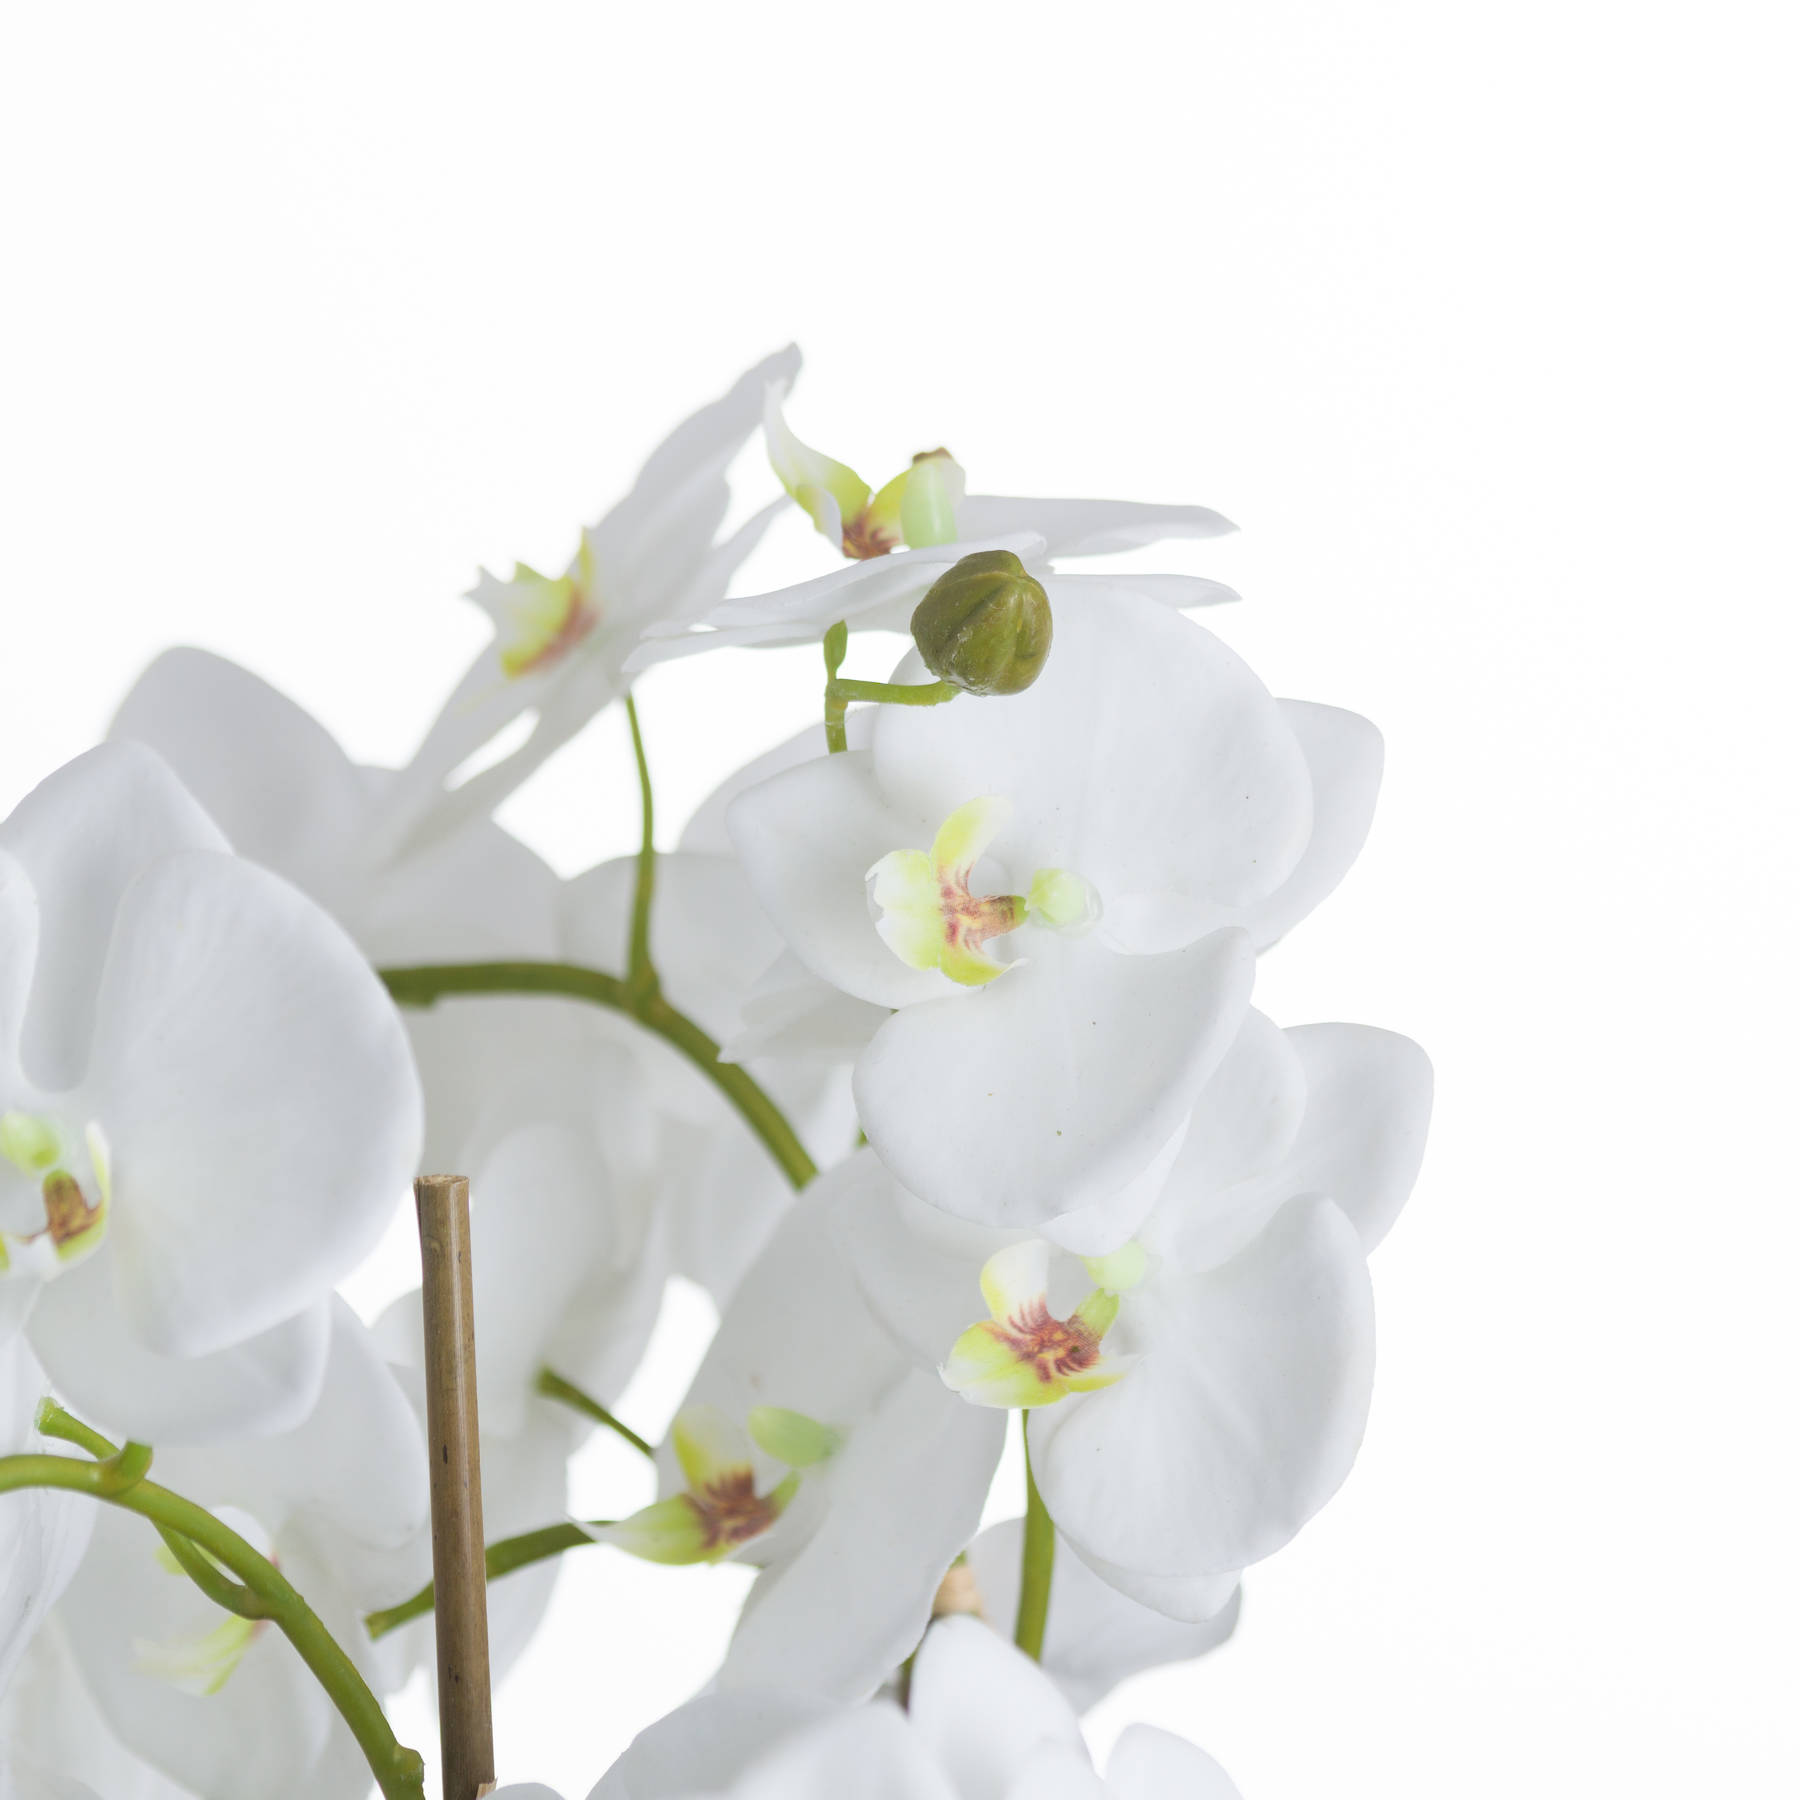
left=0, top=348, right=1430, bottom=1800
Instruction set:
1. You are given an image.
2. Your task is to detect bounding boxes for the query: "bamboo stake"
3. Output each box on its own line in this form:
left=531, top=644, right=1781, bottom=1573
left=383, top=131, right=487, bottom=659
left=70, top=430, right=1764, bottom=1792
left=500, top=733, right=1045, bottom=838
left=414, top=1174, right=496, bottom=1800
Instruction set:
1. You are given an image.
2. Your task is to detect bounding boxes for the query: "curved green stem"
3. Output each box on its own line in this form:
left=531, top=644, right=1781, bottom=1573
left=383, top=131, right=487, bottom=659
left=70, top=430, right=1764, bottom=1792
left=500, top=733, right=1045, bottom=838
left=623, top=692, right=658, bottom=999
left=379, top=961, right=818, bottom=1191
left=820, top=618, right=958, bottom=754
left=37, top=1403, right=271, bottom=1618
left=0, top=1448, right=424, bottom=1800
left=534, top=1367, right=655, bottom=1460
left=365, top=1518, right=612, bottom=1641
left=1015, top=1420, right=1055, bottom=1661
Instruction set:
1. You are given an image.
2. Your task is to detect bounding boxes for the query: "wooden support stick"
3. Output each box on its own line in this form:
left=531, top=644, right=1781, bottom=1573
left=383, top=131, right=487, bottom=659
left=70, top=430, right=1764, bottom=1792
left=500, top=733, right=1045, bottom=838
left=414, top=1174, right=496, bottom=1800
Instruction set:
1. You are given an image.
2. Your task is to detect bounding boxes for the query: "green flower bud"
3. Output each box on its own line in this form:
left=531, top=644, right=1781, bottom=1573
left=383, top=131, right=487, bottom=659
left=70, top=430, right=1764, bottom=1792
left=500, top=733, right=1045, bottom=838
left=910, top=550, right=1052, bottom=696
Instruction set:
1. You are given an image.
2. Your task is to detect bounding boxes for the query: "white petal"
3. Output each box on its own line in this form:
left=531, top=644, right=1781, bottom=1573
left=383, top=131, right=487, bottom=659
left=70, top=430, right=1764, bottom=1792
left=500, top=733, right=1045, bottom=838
left=28, top=1264, right=331, bottom=1445
left=0, top=744, right=224, bottom=1093
left=954, top=496, right=1235, bottom=558
left=832, top=1148, right=1011, bottom=1372
left=57, top=1506, right=338, bottom=1800
left=84, top=850, right=421, bottom=1359
left=152, top=1298, right=429, bottom=1590
left=352, top=805, right=560, bottom=964
left=907, top=1615, right=1084, bottom=1799
left=872, top=585, right=1312, bottom=938
left=1106, top=1726, right=1244, bottom=1800
left=561, top=853, right=784, bottom=1045
left=1235, top=701, right=1384, bottom=950
left=855, top=933, right=1254, bottom=1229
left=730, top=1706, right=955, bottom=1800
left=1050, top=570, right=1240, bottom=609
left=107, top=649, right=367, bottom=913
left=680, top=715, right=871, bottom=856
left=727, top=751, right=947, bottom=1010
left=1137, top=1010, right=1310, bottom=1270
left=462, top=1122, right=628, bottom=1436
left=962, top=1518, right=1238, bottom=1710
left=0, top=852, right=38, bottom=1097
left=680, top=1178, right=911, bottom=1464
left=1055, top=1542, right=1240, bottom=1625
left=0, top=1343, right=94, bottom=1695
left=725, top=952, right=888, bottom=1063
left=1170, top=1024, right=1434, bottom=1266
left=1032, top=1197, right=1374, bottom=1581
left=587, top=1689, right=838, bottom=1799
left=720, top=1371, right=1003, bottom=1702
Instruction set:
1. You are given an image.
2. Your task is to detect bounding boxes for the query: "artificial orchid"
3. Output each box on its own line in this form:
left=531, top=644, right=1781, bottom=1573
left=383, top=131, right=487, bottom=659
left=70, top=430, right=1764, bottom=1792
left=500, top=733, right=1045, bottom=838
left=0, top=353, right=1430, bottom=1800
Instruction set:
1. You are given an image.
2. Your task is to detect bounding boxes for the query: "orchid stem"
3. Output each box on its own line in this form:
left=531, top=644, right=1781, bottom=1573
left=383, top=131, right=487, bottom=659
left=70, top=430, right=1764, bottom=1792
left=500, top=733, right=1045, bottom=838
left=35, top=1406, right=272, bottom=1619
left=533, top=1367, right=655, bottom=1460
left=1, top=1424, right=425, bottom=1800
left=378, top=961, right=818, bottom=1191
left=623, top=692, right=658, bottom=1000
left=1015, top=1420, right=1054, bottom=1661
left=821, top=618, right=957, bottom=754
left=364, top=1518, right=614, bottom=1641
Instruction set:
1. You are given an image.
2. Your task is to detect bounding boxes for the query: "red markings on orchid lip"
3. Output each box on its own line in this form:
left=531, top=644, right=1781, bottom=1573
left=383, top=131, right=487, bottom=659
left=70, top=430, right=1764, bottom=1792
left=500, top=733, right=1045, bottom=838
left=991, top=1296, right=1104, bottom=1386
left=682, top=1466, right=783, bottom=1552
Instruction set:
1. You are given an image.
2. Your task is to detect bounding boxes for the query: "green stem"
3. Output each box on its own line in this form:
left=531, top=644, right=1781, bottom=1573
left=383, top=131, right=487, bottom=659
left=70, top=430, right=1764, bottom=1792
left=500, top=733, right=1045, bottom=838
left=823, top=620, right=850, bottom=753
left=1015, top=1420, right=1054, bottom=1661
left=365, top=1518, right=612, bottom=1641
left=623, top=692, right=658, bottom=999
left=379, top=961, right=818, bottom=1191
left=39, top=1409, right=273, bottom=1619
left=534, top=1367, right=655, bottom=1460
left=820, top=619, right=958, bottom=755
left=0, top=1446, right=424, bottom=1800
left=829, top=677, right=960, bottom=708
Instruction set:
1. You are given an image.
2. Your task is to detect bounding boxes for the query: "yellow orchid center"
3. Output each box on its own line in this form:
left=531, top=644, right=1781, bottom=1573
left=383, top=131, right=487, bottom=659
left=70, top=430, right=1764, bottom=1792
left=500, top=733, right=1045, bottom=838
left=868, top=798, right=1104, bottom=988
left=942, top=1240, right=1137, bottom=1410
left=135, top=1522, right=272, bottom=1696
left=765, top=391, right=965, bottom=560
left=493, top=539, right=601, bottom=680
left=593, top=1402, right=836, bottom=1567
left=0, top=1113, right=111, bottom=1279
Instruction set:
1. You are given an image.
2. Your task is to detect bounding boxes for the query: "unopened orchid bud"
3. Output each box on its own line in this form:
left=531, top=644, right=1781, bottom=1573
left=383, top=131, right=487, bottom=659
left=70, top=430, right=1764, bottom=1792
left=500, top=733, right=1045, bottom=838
left=910, top=550, right=1052, bottom=696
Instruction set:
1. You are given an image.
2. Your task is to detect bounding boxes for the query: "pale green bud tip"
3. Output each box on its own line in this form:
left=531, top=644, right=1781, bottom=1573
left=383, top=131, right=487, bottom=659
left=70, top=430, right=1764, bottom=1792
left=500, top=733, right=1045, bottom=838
left=748, top=1405, right=840, bottom=1468
left=0, top=1110, right=60, bottom=1174
left=1083, top=1242, right=1150, bottom=1293
left=910, top=550, right=1052, bottom=696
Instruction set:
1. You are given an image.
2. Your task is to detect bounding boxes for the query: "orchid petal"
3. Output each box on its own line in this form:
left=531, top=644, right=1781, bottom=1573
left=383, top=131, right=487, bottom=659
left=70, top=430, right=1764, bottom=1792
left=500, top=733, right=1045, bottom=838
left=84, top=849, right=421, bottom=1359
left=963, top=1518, right=1238, bottom=1710
left=27, top=1264, right=331, bottom=1445
left=1031, top=1197, right=1374, bottom=1582
left=728, top=751, right=948, bottom=1011
left=855, top=932, right=1254, bottom=1229
left=0, top=745, right=224, bottom=1094
left=1106, top=1726, right=1244, bottom=1799
left=953, top=496, right=1236, bottom=558
left=907, top=1616, right=1084, bottom=1798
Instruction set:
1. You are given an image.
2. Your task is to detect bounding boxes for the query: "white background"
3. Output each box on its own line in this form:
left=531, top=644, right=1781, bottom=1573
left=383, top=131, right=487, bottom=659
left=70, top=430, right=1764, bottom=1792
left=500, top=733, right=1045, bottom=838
left=3, top=4, right=1796, bottom=1796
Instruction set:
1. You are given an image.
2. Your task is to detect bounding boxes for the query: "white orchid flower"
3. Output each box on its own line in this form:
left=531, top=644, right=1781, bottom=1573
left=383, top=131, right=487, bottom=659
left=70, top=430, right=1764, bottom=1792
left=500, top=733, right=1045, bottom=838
left=626, top=391, right=1240, bottom=671
left=0, top=745, right=421, bottom=1445
left=834, top=1018, right=1432, bottom=1616
left=588, top=1168, right=1004, bottom=1703
left=109, top=647, right=561, bottom=966
left=592, top=1616, right=1241, bottom=1799
left=727, top=586, right=1380, bottom=1233
left=54, top=1302, right=429, bottom=1800
left=389, top=346, right=802, bottom=847
left=1, top=1341, right=92, bottom=1697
